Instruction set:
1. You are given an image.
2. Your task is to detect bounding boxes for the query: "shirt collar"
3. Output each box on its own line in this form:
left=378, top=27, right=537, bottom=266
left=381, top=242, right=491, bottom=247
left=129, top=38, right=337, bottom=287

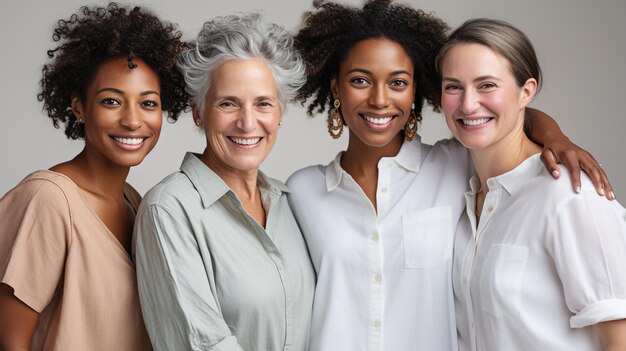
left=470, top=153, right=544, bottom=197
left=180, top=152, right=289, bottom=208
left=324, top=136, right=423, bottom=191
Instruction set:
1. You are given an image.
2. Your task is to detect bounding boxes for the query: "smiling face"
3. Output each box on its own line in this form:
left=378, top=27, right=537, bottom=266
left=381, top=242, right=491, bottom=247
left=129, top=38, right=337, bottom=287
left=73, top=57, right=162, bottom=169
left=196, top=58, right=281, bottom=177
left=331, top=37, right=416, bottom=150
left=440, top=43, right=536, bottom=152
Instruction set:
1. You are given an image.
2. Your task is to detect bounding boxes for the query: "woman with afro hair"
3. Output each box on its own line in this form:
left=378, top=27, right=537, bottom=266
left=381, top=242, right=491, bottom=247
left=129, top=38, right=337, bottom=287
left=0, top=3, right=188, bottom=350
left=286, top=0, right=613, bottom=350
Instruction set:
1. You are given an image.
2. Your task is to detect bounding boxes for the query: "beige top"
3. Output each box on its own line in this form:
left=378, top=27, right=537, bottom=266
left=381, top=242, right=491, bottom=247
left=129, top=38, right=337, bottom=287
left=0, top=170, right=151, bottom=351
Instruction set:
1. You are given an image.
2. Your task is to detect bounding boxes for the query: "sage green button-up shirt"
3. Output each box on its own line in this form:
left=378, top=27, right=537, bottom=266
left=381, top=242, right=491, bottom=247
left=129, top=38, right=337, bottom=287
left=134, top=153, right=315, bottom=351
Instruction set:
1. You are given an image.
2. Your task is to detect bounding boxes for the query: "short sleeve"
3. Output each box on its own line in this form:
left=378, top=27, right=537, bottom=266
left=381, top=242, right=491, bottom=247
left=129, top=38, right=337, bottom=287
left=133, top=199, right=244, bottom=351
left=0, top=178, right=71, bottom=312
left=548, top=190, right=626, bottom=327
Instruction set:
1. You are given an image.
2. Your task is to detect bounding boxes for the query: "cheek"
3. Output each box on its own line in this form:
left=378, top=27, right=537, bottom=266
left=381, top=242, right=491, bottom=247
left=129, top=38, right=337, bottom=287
left=205, top=112, right=232, bottom=135
left=441, top=94, right=459, bottom=119
left=147, top=112, right=164, bottom=134
left=261, top=112, right=281, bottom=135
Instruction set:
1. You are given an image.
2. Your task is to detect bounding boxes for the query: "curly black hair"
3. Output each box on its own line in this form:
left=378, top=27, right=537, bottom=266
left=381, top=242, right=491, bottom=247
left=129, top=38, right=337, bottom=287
left=295, top=0, right=449, bottom=121
left=38, top=2, right=190, bottom=139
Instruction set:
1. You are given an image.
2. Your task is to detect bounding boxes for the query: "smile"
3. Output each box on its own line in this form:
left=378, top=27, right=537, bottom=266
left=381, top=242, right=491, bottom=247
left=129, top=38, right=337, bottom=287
left=361, top=114, right=394, bottom=125
left=112, top=136, right=145, bottom=145
left=229, top=137, right=261, bottom=145
left=461, top=118, right=492, bottom=126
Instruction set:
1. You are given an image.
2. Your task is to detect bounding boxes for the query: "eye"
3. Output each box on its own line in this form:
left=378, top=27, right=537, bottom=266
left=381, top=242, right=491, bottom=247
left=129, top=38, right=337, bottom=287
left=101, top=98, right=120, bottom=106
left=444, top=84, right=462, bottom=92
left=389, top=79, right=409, bottom=88
left=479, top=82, right=497, bottom=90
left=142, top=100, right=160, bottom=109
left=258, top=100, right=274, bottom=108
left=219, top=100, right=237, bottom=109
left=349, top=77, right=370, bottom=86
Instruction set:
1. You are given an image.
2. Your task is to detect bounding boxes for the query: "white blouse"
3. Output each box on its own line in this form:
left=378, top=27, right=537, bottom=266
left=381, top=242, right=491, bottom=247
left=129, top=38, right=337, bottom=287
left=453, top=154, right=626, bottom=351
left=287, top=137, right=472, bottom=351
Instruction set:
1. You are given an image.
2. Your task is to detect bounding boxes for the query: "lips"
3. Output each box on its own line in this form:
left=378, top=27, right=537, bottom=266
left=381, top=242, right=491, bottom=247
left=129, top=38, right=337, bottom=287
left=361, top=113, right=395, bottom=125
left=112, top=136, right=146, bottom=145
left=460, top=117, right=492, bottom=126
left=229, top=136, right=261, bottom=145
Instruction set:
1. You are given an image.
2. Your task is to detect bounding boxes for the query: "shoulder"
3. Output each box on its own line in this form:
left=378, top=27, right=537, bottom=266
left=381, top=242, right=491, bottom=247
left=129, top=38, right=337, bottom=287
left=429, top=138, right=469, bottom=159
left=286, top=164, right=326, bottom=190
left=523, top=159, right=615, bottom=213
left=140, top=171, right=196, bottom=208
left=416, top=138, right=472, bottom=178
left=1, top=171, right=75, bottom=209
left=123, top=183, right=142, bottom=211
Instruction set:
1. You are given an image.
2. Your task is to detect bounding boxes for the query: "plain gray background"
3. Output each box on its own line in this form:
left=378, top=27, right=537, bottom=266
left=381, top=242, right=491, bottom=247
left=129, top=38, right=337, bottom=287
left=1, top=0, right=624, bottom=197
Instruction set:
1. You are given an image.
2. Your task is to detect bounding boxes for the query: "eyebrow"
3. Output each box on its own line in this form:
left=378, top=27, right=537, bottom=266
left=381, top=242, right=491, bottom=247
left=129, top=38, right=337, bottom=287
left=216, top=95, right=277, bottom=101
left=442, top=75, right=502, bottom=83
left=347, top=68, right=412, bottom=76
left=95, top=88, right=160, bottom=96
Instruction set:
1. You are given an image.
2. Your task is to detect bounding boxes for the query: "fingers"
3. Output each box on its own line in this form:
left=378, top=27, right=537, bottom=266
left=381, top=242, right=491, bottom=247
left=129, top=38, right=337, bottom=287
left=540, top=148, right=560, bottom=179
left=561, top=150, right=582, bottom=193
left=582, top=161, right=616, bottom=200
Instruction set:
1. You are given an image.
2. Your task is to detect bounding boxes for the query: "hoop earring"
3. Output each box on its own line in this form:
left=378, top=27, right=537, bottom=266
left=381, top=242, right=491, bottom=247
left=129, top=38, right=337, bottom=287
left=404, top=105, right=418, bottom=141
left=327, top=99, right=344, bottom=139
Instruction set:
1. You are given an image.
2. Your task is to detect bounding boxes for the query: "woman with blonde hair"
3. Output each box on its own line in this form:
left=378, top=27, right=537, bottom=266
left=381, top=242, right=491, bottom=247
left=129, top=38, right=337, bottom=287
left=437, top=18, right=626, bottom=350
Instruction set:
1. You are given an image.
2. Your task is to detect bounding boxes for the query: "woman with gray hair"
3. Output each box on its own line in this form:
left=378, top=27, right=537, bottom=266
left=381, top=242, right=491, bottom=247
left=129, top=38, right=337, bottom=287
left=133, top=13, right=315, bottom=351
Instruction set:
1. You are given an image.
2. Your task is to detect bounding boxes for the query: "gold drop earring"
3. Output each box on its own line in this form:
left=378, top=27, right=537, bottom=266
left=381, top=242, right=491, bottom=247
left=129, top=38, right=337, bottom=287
left=327, top=98, right=344, bottom=139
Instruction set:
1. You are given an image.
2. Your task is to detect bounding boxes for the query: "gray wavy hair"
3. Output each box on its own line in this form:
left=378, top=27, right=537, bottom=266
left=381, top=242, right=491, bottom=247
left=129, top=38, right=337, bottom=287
left=178, top=12, right=306, bottom=114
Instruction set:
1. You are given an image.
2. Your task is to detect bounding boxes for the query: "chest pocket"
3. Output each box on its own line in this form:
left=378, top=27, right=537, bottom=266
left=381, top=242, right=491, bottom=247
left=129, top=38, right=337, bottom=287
left=479, top=244, right=528, bottom=317
left=401, top=206, right=453, bottom=268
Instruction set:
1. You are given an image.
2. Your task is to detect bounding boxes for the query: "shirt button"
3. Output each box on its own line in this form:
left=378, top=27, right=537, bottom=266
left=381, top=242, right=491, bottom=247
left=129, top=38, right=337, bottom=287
left=381, top=187, right=388, bottom=193
left=488, top=205, right=494, bottom=212
left=372, top=320, right=381, bottom=328
left=371, top=233, right=379, bottom=242
left=374, top=273, right=382, bottom=283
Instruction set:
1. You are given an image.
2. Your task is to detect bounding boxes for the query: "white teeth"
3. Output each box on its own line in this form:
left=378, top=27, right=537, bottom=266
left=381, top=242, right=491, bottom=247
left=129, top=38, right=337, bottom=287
left=462, top=118, right=491, bottom=126
left=230, top=137, right=261, bottom=145
left=113, top=137, right=144, bottom=145
left=363, top=114, right=393, bottom=125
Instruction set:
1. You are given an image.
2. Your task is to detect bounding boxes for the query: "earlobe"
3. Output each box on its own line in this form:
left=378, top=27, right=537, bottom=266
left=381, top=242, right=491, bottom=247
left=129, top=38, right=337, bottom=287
left=521, top=78, right=538, bottom=107
left=71, top=95, right=84, bottom=123
left=192, top=107, right=203, bottom=128
left=330, top=77, right=339, bottom=99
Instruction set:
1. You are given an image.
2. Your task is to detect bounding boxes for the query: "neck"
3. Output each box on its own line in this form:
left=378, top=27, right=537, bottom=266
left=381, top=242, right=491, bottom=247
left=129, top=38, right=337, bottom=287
left=471, top=129, right=541, bottom=191
left=341, top=131, right=404, bottom=178
left=52, top=149, right=130, bottom=200
left=201, top=149, right=259, bottom=201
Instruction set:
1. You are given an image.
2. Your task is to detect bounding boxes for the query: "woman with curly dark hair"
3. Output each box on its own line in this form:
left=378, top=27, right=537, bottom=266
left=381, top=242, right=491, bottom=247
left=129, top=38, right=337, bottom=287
left=0, top=3, right=188, bottom=350
left=286, top=0, right=614, bottom=350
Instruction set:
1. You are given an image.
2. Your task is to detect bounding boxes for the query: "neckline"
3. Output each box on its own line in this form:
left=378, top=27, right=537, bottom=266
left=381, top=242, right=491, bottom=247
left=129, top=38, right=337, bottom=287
left=36, top=169, right=136, bottom=266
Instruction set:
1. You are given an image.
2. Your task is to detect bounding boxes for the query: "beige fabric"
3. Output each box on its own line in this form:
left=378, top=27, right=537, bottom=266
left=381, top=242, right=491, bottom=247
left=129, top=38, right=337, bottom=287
left=0, top=170, right=151, bottom=351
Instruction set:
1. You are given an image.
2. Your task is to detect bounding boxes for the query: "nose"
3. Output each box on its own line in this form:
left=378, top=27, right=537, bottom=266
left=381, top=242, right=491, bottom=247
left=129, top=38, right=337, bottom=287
left=235, top=106, right=257, bottom=132
left=121, top=105, right=143, bottom=130
left=461, top=88, right=480, bottom=114
left=368, top=84, right=390, bottom=108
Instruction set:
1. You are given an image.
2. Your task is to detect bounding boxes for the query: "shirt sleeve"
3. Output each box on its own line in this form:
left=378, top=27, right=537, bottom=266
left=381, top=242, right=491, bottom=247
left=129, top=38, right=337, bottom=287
left=133, top=201, right=244, bottom=351
left=547, top=190, right=626, bottom=328
left=0, top=179, right=70, bottom=312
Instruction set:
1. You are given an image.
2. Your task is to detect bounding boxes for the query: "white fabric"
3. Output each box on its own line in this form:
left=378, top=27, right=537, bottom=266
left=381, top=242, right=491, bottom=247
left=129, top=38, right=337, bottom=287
left=453, top=153, right=626, bottom=351
left=287, top=137, right=472, bottom=351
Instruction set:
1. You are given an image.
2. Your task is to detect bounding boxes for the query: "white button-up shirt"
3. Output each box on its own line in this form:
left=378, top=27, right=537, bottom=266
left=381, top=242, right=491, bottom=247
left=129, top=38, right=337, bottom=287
left=453, top=154, right=626, bottom=351
left=287, top=137, right=472, bottom=351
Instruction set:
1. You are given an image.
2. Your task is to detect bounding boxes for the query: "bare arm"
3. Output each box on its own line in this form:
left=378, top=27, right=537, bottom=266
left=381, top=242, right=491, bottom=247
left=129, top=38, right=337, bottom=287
left=526, top=107, right=615, bottom=199
left=0, top=283, right=39, bottom=351
left=595, top=319, right=626, bottom=351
